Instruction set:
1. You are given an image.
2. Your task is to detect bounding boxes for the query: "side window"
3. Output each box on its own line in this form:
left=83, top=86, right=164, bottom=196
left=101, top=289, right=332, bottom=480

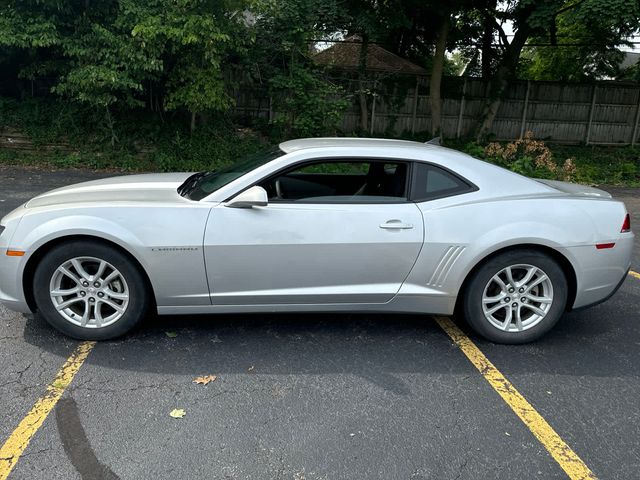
left=259, top=160, right=409, bottom=203
left=411, top=163, right=474, bottom=201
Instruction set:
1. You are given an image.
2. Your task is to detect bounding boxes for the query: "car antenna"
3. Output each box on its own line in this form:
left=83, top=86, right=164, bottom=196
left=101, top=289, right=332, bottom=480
left=425, top=137, right=441, bottom=146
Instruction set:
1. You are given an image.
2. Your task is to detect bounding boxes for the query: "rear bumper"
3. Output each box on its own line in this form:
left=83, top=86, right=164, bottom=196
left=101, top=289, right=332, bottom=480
left=564, top=234, right=634, bottom=309
left=571, top=266, right=629, bottom=311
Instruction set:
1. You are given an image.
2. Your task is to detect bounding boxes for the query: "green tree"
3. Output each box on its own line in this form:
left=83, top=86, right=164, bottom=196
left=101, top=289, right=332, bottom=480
left=249, top=0, right=348, bottom=138
left=0, top=0, right=248, bottom=138
left=476, top=0, right=640, bottom=140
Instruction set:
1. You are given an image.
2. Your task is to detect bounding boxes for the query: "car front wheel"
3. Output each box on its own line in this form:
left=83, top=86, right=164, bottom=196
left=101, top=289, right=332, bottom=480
left=33, top=240, right=151, bottom=340
left=462, top=249, right=568, bottom=344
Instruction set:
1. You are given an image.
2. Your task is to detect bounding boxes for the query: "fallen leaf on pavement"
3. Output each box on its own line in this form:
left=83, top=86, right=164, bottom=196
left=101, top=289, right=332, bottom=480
left=193, top=375, right=217, bottom=385
left=165, top=331, right=178, bottom=338
left=169, top=408, right=186, bottom=418
left=248, top=365, right=255, bottom=372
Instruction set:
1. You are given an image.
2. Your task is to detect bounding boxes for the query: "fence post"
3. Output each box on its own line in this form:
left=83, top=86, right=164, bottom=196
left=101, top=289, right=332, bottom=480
left=585, top=85, right=597, bottom=145
left=632, top=87, right=640, bottom=147
left=411, top=76, right=419, bottom=134
left=456, top=78, right=467, bottom=139
left=370, top=78, right=377, bottom=136
left=519, top=80, right=531, bottom=139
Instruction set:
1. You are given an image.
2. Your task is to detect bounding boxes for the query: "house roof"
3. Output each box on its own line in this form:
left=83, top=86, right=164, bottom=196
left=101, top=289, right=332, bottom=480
left=313, top=38, right=427, bottom=76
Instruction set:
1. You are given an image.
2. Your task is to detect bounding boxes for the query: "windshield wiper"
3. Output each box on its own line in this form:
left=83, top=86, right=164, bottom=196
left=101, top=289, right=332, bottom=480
left=177, top=171, right=211, bottom=197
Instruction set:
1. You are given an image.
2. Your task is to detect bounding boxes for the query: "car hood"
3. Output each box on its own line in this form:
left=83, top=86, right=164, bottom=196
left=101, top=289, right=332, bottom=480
left=25, top=172, right=194, bottom=208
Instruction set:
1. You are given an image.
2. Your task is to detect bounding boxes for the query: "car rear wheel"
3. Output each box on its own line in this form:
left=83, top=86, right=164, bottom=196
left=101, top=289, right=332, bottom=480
left=462, top=249, right=568, bottom=344
left=33, top=240, right=151, bottom=340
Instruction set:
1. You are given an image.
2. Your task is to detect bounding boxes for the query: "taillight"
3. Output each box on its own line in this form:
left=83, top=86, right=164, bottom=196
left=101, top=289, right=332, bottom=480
left=621, top=213, right=631, bottom=233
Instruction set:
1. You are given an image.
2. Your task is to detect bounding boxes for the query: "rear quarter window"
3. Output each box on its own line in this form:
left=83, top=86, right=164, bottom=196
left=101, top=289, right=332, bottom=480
left=411, top=163, right=476, bottom=202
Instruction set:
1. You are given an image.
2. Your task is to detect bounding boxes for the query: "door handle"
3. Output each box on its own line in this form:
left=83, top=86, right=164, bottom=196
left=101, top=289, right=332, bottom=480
left=379, top=220, right=414, bottom=230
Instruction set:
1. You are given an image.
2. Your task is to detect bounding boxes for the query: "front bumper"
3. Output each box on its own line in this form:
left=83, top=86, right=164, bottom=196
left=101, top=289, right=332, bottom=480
left=0, top=215, right=31, bottom=313
left=0, top=254, right=31, bottom=313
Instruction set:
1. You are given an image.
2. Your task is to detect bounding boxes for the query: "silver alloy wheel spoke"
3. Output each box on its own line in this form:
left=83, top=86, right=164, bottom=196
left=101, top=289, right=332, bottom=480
left=71, top=259, right=91, bottom=280
left=527, top=274, right=548, bottom=291
left=49, top=256, right=129, bottom=329
left=501, top=307, right=513, bottom=330
left=518, top=267, right=538, bottom=287
left=81, top=301, right=91, bottom=327
left=514, top=306, right=523, bottom=331
left=99, top=297, right=125, bottom=314
left=58, top=266, right=81, bottom=285
left=505, top=267, right=517, bottom=288
left=94, top=260, right=107, bottom=280
left=526, top=293, right=552, bottom=304
left=104, top=288, right=128, bottom=300
left=51, top=287, right=80, bottom=297
left=56, top=297, right=84, bottom=311
left=522, top=303, right=546, bottom=316
left=486, top=303, right=508, bottom=315
left=483, top=292, right=506, bottom=304
left=482, top=263, right=554, bottom=333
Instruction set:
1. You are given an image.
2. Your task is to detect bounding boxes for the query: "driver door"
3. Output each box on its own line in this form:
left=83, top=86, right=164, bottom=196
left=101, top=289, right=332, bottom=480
left=203, top=159, right=424, bottom=305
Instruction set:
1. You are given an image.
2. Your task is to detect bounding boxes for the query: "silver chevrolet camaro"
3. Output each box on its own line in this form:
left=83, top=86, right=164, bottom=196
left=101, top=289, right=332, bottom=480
left=0, top=138, right=633, bottom=343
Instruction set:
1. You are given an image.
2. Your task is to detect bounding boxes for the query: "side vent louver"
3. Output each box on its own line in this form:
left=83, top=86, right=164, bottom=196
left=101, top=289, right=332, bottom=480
left=427, top=246, right=466, bottom=287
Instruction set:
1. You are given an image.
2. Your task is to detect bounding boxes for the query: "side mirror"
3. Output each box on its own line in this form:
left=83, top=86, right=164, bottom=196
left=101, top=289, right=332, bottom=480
left=225, top=185, right=268, bottom=208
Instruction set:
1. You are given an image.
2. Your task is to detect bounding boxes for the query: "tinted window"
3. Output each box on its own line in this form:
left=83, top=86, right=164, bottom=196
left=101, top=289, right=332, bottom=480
left=411, top=163, right=474, bottom=201
left=259, top=160, right=409, bottom=203
left=185, top=147, right=284, bottom=200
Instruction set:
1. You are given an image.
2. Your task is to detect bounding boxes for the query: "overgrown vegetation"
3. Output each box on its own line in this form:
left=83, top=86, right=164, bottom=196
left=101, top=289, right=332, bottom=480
left=1, top=96, right=637, bottom=186
left=453, top=137, right=640, bottom=186
left=0, top=1, right=638, bottom=184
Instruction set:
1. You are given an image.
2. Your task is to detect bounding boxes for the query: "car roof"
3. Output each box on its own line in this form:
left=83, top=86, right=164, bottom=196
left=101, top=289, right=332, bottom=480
left=279, top=137, right=438, bottom=153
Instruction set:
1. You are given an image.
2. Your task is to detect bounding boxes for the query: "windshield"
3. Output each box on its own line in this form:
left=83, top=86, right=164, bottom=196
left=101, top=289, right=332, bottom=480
left=182, top=147, right=284, bottom=201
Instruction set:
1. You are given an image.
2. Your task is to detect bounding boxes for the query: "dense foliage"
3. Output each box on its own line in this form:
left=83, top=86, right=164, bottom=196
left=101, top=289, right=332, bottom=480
left=0, top=1, right=638, bottom=185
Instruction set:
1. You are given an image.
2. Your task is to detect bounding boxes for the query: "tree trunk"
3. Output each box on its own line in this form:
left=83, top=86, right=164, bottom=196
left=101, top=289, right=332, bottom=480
left=357, top=34, right=369, bottom=132
left=481, top=0, right=497, bottom=78
left=476, top=24, right=531, bottom=142
left=430, top=16, right=450, bottom=138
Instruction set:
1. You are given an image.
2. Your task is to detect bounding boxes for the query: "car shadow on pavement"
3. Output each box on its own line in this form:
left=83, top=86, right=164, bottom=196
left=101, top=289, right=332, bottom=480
left=20, top=284, right=640, bottom=389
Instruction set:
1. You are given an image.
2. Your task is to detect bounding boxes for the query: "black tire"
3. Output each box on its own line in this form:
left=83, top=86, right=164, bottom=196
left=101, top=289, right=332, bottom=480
left=462, top=249, right=568, bottom=344
left=33, top=240, right=151, bottom=340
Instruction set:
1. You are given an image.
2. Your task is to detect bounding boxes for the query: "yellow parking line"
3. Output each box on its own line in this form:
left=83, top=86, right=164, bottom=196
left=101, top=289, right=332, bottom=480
left=435, top=316, right=596, bottom=480
left=629, top=270, right=640, bottom=280
left=0, top=341, right=95, bottom=480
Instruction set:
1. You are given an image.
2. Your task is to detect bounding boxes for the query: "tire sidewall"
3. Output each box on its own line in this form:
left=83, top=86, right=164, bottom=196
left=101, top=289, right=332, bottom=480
left=463, top=250, right=568, bottom=344
left=33, top=241, right=149, bottom=340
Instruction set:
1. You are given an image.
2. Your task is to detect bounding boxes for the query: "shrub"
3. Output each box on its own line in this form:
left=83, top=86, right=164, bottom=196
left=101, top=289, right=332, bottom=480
left=484, top=131, right=576, bottom=181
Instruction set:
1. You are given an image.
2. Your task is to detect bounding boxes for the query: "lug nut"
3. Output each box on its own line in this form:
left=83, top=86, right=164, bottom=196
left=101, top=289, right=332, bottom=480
left=80, top=291, right=86, bottom=297
left=504, top=297, right=510, bottom=302
left=82, top=281, right=89, bottom=287
left=508, top=288, right=514, bottom=293
left=519, top=287, right=525, bottom=293
left=89, top=297, right=95, bottom=303
left=97, top=292, right=104, bottom=298
left=521, top=297, right=527, bottom=303
left=93, top=282, right=100, bottom=288
left=512, top=303, right=518, bottom=308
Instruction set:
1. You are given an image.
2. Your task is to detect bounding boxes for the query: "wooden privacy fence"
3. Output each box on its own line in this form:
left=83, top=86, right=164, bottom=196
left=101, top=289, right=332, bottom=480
left=233, top=76, right=640, bottom=145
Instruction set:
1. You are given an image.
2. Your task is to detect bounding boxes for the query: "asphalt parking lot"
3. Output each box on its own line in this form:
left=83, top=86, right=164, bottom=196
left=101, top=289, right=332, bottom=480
left=0, top=166, right=639, bottom=480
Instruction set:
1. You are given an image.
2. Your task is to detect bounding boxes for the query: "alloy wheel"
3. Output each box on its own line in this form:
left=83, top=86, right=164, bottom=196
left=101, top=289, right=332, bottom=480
left=49, top=256, right=130, bottom=328
left=481, top=264, right=554, bottom=332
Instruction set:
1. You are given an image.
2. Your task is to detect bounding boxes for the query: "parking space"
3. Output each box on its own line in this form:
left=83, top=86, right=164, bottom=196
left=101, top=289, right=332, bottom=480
left=1, top=166, right=638, bottom=479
